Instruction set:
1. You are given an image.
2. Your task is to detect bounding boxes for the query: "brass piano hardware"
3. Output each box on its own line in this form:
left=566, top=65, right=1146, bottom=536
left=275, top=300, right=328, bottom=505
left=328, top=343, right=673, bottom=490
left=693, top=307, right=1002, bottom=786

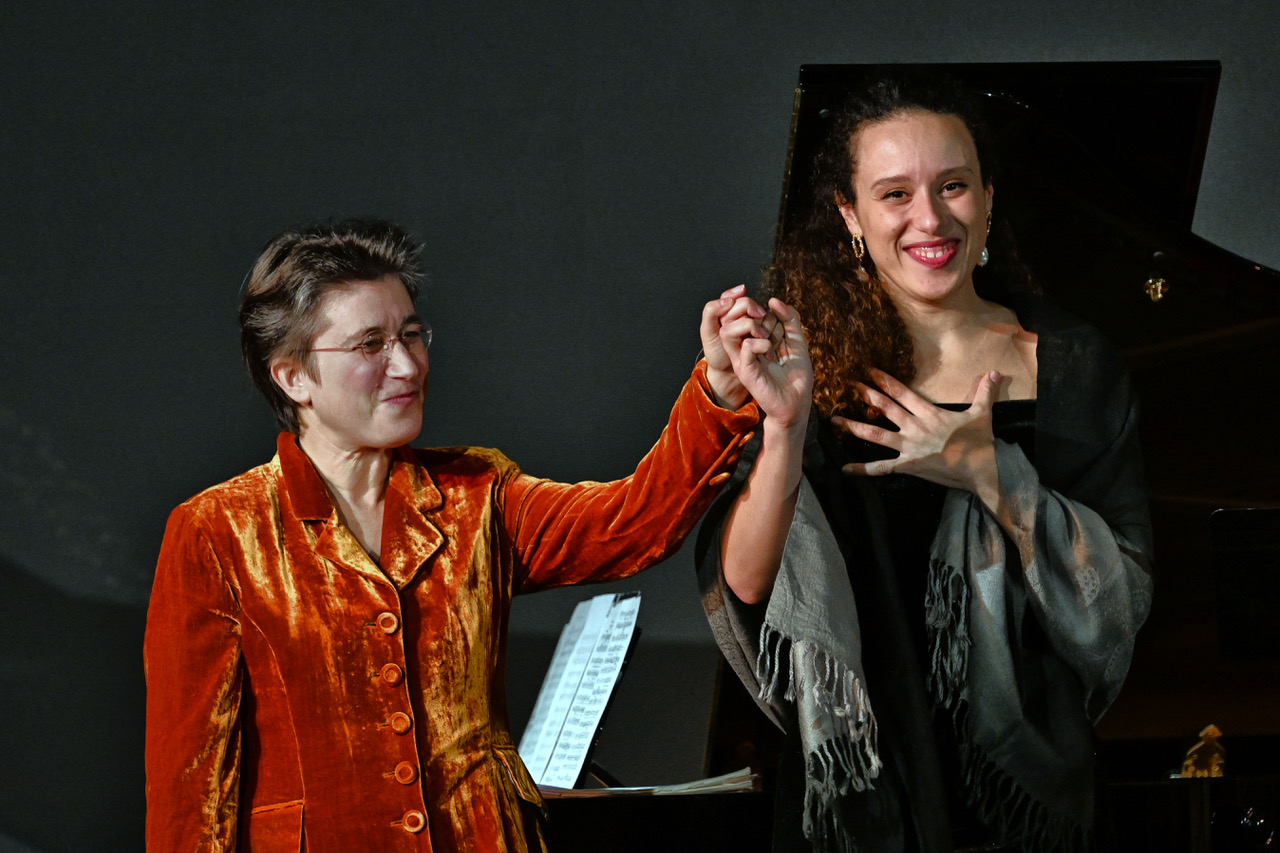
left=1145, top=277, right=1169, bottom=302
left=1180, top=724, right=1225, bottom=778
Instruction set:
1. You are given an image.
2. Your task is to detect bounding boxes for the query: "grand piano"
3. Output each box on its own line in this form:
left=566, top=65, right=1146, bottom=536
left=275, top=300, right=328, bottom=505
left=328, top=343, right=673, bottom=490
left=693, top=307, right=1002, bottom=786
left=548, top=62, right=1280, bottom=852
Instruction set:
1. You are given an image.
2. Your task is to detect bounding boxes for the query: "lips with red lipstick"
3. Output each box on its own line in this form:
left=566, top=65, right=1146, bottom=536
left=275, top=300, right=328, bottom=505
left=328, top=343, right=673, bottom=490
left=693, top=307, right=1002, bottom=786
left=904, top=239, right=959, bottom=269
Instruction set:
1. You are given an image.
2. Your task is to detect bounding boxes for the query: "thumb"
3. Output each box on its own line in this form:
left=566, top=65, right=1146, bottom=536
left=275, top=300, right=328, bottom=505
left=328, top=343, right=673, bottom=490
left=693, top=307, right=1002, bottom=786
left=972, top=370, right=1001, bottom=411
left=768, top=298, right=807, bottom=341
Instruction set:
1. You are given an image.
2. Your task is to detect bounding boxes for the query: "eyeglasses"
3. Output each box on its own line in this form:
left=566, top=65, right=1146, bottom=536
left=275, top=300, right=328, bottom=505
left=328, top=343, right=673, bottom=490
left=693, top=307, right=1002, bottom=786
left=309, top=323, right=432, bottom=362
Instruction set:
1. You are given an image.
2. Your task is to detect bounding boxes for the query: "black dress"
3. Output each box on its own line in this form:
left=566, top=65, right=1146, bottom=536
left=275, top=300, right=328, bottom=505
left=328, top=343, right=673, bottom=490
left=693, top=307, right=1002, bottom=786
left=773, top=401, right=1036, bottom=853
left=699, top=293, right=1153, bottom=853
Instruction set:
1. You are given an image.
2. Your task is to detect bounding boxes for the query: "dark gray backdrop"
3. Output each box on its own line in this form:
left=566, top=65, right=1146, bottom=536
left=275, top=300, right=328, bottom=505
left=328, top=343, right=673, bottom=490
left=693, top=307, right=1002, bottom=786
left=2, top=2, right=1278, bottom=850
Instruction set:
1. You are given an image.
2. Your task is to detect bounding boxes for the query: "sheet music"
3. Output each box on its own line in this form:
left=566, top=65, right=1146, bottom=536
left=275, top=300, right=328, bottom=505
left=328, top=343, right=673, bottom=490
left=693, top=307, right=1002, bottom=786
left=518, top=592, right=641, bottom=787
left=537, top=766, right=762, bottom=799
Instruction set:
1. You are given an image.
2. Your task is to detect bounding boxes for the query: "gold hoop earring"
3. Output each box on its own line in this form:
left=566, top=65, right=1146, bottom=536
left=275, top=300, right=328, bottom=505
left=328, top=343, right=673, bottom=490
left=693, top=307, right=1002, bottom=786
left=850, top=234, right=871, bottom=284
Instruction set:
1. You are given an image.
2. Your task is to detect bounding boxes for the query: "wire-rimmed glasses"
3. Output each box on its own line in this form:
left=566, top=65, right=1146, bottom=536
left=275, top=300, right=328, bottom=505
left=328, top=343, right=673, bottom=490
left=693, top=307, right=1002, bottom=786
left=309, top=323, right=432, bottom=362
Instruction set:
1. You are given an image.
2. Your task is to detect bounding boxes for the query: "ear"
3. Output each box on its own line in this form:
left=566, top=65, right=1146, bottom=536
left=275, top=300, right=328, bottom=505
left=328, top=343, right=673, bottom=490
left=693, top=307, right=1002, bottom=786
left=835, top=193, right=862, bottom=240
left=985, top=181, right=995, bottom=212
left=270, top=356, right=313, bottom=407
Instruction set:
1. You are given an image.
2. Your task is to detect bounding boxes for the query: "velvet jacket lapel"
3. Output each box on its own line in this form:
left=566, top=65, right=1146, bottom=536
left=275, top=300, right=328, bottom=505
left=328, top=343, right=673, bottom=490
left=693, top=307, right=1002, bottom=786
left=275, top=433, right=445, bottom=589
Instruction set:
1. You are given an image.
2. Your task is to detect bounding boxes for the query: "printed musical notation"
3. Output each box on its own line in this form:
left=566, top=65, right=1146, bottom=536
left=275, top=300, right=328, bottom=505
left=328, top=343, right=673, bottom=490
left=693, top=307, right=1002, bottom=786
left=518, top=591, right=641, bottom=788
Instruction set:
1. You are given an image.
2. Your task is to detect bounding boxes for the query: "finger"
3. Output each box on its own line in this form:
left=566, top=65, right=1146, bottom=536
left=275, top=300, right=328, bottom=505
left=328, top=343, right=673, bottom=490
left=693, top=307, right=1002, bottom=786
left=721, top=298, right=769, bottom=327
left=704, top=285, right=748, bottom=324
left=841, top=459, right=897, bottom=477
left=767, top=299, right=813, bottom=366
left=702, top=286, right=754, bottom=348
left=866, top=368, right=929, bottom=412
left=731, top=295, right=769, bottom=321
left=755, top=311, right=782, bottom=342
left=831, top=415, right=904, bottom=452
left=970, top=370, right=1002, bottom=412
left=768, top=299, right=808, bottom=345
left=700, top=301, right=726, bottom=350
left=759, top=310, right=787, bottom=346
left=702, top=288, right=740, bottom=331
left=855, top=380, right=913, bottom=424
left=738, top=336, right=775, bottom=363
left=719, top=314, right=774, bottom=344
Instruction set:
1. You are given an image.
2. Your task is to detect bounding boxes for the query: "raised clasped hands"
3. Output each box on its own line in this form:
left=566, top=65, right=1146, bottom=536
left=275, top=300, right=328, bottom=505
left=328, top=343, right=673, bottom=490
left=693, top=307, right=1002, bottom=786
left=702, top=284, right=812, bottom=429
left=832, top=368, right=1003, bottom=496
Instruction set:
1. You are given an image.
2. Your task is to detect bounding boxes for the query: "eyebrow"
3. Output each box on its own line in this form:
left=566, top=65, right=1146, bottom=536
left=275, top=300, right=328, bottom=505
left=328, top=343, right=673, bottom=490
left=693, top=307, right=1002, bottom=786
left=342, top=313, right=424, bottom=342
left=868, top=164, right=976, bottom=191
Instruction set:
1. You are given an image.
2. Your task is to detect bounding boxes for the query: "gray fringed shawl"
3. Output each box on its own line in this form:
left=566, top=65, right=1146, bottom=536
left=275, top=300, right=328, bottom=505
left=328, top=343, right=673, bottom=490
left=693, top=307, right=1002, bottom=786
left=697, top=297, right=1154, bottom=852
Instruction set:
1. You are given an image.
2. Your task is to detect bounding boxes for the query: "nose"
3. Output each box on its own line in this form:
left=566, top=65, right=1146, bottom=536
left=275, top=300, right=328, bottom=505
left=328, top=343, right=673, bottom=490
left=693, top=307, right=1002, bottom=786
left=912, top=192, right=945, bottom=232
left=384, top=337, right=426, bottom=379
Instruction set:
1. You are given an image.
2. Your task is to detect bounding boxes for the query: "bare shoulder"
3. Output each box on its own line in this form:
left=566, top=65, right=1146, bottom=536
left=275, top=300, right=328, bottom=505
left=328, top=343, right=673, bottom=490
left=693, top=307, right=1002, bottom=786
left=981, top=302, right=1039, bottom=400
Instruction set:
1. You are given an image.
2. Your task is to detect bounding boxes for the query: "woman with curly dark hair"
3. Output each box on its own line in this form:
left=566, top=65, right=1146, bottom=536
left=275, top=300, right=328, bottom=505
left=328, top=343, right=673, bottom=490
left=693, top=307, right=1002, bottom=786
left=700, top=74, right=1154, bottom=852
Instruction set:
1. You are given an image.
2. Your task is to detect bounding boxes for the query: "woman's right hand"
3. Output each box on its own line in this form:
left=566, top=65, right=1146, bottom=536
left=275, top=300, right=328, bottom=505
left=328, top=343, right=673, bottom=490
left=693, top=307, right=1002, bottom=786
left=717, top=296, right=813, bottom=605
left=718, top=297, right=813, bottom=429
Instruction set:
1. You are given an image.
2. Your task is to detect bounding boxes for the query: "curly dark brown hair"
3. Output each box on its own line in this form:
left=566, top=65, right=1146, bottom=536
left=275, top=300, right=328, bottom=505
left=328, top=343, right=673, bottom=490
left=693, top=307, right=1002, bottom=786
left=767, top=72, right=1035, bottom=418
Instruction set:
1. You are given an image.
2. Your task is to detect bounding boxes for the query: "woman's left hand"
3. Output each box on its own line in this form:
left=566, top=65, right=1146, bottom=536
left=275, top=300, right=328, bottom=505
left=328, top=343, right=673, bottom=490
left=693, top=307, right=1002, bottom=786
left=833, top=368, right=1003, bottom=497
left=702, top=284, right=768, bottom=410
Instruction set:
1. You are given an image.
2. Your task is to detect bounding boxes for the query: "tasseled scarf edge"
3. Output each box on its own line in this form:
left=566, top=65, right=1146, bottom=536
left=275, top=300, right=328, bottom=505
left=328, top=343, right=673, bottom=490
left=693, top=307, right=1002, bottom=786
left=926, top=557, right=1093, bottom=853
left=755, top=621, right=882, bottom=853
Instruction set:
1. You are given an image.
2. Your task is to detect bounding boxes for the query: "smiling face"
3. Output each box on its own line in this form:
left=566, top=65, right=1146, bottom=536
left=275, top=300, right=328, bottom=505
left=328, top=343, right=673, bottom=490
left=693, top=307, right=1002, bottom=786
left=837, top=109, right=993, bottom=313
left=271, top=275, right=428, bottom=454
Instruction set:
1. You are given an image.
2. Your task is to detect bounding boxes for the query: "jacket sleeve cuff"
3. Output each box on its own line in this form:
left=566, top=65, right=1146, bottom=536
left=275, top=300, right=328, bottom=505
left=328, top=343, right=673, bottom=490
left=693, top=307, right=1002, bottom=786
left=691, top=358, right=762, bottom=423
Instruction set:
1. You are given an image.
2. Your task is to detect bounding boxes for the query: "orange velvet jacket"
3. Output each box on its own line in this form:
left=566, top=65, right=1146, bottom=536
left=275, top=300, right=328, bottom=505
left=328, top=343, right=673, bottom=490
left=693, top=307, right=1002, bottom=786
left=144, top=363, right=758, bottom=852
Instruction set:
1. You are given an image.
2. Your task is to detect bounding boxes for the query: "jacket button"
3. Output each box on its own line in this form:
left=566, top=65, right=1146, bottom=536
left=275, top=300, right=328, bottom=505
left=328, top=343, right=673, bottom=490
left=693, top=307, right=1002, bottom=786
left=379, top=663, right=404, bottom=685
left=394, top=761, right=419, bottom=785
left=389, top=712, right=413, bottom=734
left=376, top=612, right=400, bottom=634
left=401, top=809, right=426, bottom=833
left=710, top=472, right=731, bottom=486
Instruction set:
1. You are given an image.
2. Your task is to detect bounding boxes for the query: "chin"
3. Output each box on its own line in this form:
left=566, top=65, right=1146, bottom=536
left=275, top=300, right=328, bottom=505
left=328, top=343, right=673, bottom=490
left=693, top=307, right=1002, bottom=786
left=373, top=415, right=423, bottom=450
left=390, top=424, right=423, bottom=448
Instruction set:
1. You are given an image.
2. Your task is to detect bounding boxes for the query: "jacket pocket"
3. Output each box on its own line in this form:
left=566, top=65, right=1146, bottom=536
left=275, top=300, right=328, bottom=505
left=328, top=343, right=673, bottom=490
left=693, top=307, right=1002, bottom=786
left=242, top=799, right=304, bottom=852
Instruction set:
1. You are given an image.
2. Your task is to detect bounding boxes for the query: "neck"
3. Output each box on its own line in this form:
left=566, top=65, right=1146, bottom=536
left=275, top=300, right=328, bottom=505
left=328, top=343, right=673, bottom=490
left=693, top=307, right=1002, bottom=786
left=893, top=285, right=993, bottom=344
left=296, top=429, right=393, bottom=510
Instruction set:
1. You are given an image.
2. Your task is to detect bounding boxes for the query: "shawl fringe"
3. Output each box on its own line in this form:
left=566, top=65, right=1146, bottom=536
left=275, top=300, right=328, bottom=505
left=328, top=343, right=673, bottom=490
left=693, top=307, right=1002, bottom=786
left=927, top=557, right=1092, bottom=853
left=952, top=709, right=1093, bottom=852
left=756, top=620, right=881, bottom=853
left=925, top=555, right=970, bottom=712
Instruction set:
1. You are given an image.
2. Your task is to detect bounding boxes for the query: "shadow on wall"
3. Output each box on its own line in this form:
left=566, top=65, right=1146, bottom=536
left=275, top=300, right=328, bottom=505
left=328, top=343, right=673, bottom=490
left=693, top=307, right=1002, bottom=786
left=0, top=558, right=146, bottom=852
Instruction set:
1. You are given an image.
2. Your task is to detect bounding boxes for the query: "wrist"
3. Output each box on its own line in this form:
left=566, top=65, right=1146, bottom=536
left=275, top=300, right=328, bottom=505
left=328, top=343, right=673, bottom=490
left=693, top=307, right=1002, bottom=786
left=761, top=399, right=811, bottom=435
left=762, top=409, right=808, bottom=446
left=705, top=365, right=748, bottom=410
left=966, top=443, right=1001, bottom=505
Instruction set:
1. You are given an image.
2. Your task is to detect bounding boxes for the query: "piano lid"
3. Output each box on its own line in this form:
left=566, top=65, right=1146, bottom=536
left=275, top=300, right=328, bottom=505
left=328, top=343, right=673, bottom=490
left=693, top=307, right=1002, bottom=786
left=775, top=61, right=1280, bottom=365
left=779, top=61, right=1221, bottom=235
